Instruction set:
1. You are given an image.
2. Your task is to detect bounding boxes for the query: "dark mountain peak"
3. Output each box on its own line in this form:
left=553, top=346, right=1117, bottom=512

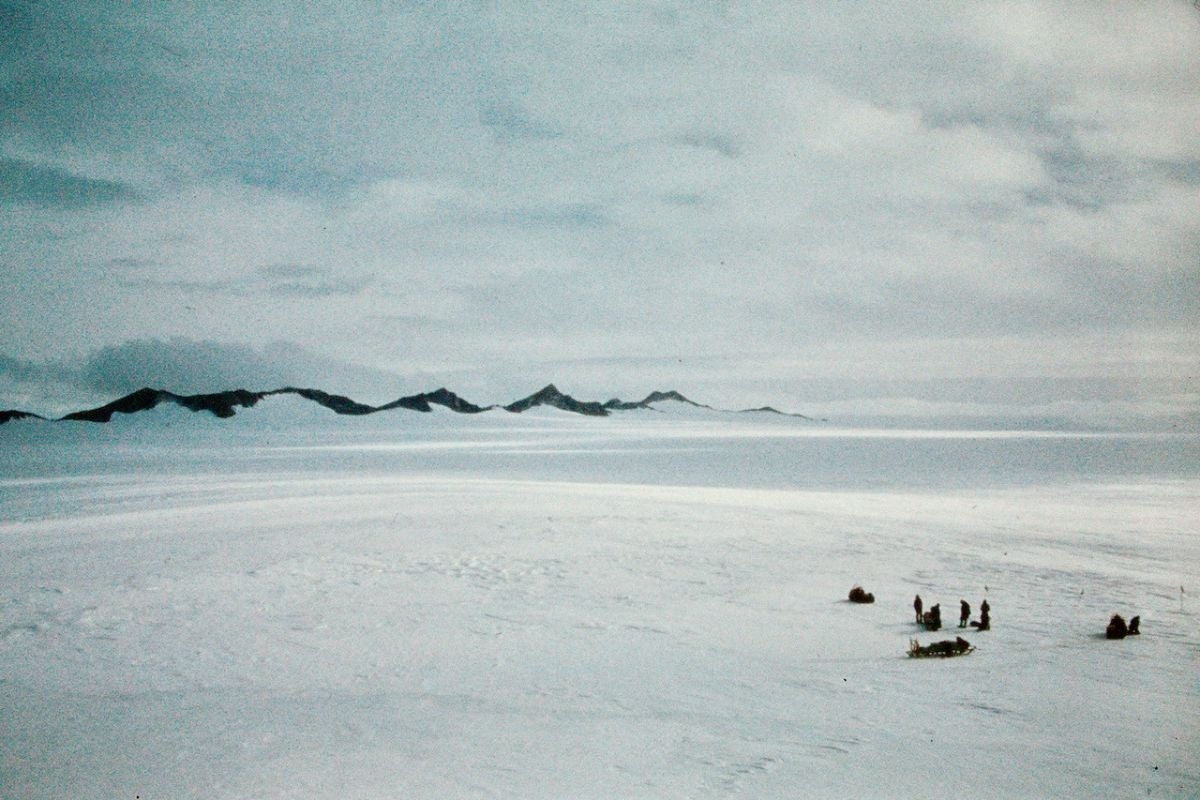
left=641, top=390, right=710, bottom=408
left=377, top=388, right=491, bottom=414
left=424, top=387, right=490, bottom=413
left=272, top=387, right=375, bottom=416
left=378, top=393, right=433, bottom=413
left=176, top=389, right=266, bottom=418
left=603, top=389, right=711, bottom=411
left=60, top=387, right=168, bottom=422
left=737, top=405, right=814, bottom=419
left=506, top=384, right=609, bottom=416
left=61, top=387, right=267, bottom=422
left=0, top=409, right=45, bottom=425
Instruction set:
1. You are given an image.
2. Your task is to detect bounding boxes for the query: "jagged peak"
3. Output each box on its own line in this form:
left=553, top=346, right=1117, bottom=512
left=602, top=389, right=711, bottom=411
left=60, top=386, right=170, bottom=422
left=641, top=389, right=710, bottom=408
left=506, top=384, right=609, bottom=416
left=423, top=387, right=490, bottom=413
left=529, top=383, right=562, bottom=398
left=0, top=409, right=45, bottom=425
left=272, top=387, right=374, bottom=415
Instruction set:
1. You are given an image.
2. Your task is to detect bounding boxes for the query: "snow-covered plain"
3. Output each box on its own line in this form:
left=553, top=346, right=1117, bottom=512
left=2, top=404, right=1198, bottom=798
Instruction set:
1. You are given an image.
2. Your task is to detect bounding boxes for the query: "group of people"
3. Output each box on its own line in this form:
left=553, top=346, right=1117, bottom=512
left=911, top=594, right=1139, bottom=640
left=913, top=594, right=990, bottom=632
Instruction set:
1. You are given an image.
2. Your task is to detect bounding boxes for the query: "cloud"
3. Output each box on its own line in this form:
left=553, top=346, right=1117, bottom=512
left=1, top=2, right=1198, bottom=427
left=0, top=338, right=412, bottom=409
left=256, top=264, right=373, bottom=298
left=670, top=132, right=742, bottom=158
left=0, top=158, right=141, bottom=208
left=480, top=101, right=564, bottom=142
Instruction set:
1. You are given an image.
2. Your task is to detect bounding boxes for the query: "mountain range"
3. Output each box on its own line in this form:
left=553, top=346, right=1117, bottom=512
left=1, top=384, right=814, bottom=424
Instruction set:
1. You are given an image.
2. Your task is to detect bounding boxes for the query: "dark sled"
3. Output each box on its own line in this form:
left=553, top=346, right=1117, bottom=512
left=848, top=585, right=875, bottom=603
left=908, top=637, right=974, bottom=658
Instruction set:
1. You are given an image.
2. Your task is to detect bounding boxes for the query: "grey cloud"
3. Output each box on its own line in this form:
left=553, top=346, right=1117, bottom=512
left=116, top=278, right=242, bottom=295
left=2, top=338, right=407, bottom=402
left=480, top=102, right=563, bottom=141
left=0, top=352, right=58, bottom=384
left=105, top=257, right=162, bottom=270
left=1151, top=159, right=1200, bottom=186
left=661, top=193, right=706, bottom=207
left=1034, top=147, right=1138, bottom=211
left=1, top=3, right=1197, bottom=428
left=118, top=266, right=373, bottom=300
left=485, top=203, right=610, bottom=229
left=256, top=264, right=373, bottom=298
left=0, top=158, right=141, bottom=208
left=79, top=339, right=277, bottom=395
left=258, top=264, right=326, bottom=280
left=671, top=133, right=742, bottom=158
left=267, top=276, right=372, bottom=299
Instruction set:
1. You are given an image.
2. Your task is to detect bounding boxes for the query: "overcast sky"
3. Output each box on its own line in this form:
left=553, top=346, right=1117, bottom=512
left=2, top=1, right=1198, bottom=425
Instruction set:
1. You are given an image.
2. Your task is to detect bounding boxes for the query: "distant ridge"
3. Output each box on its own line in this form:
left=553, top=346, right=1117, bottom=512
left=60, top=388, right=265, bottom=422
left=9, top=383, right=815, bottom=424
left=377, top=387, right=491, bottom=414
left=272, top=387, right=374, bottom=415
left=505, top=384, right=608, bottom=416
left=738, top=405, right=815, bottom=420
left=0, top=409, right=44, bottom=424
left=603, top=390, right=713, bottom=411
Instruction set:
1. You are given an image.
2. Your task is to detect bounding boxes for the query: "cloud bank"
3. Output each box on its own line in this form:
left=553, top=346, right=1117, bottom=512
left=1, top=2, right=1198, bottom=426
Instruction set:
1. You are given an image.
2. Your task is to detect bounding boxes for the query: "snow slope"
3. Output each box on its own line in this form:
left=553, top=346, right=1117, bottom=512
left=1, top=416, right=1197, bottom=798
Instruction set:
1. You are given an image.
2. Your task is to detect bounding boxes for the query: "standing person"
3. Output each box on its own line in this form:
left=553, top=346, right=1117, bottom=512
left=914, top=594, right=923, bottom=624
left=959, top=600, right=970, bottom=629
left=972, top=598, right=991, bottom=631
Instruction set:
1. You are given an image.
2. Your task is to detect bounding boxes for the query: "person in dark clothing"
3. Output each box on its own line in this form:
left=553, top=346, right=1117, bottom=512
left=1106, top=614, right=1128, bottom=639
left=914, top=594, right=923, bottom=624
left=959, top=600, right=970, bottom=628
left=1128, top=615, right=1140, bottom=635
left=970, top=599, right=990, bottom=631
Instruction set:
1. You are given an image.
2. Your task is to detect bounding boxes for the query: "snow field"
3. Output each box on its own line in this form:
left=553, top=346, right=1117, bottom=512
left=1, top=434, right=1198, bottom=798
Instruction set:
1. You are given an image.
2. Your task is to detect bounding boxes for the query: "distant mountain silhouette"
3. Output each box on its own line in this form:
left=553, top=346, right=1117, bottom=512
left=60, top=387, right=265, bottom=422
left=604, top=390, right=712, bottom=411
left=270, top=387, right=374, bottom=415
left=738, top=405, right=815, bottom=419
left=377, top=388, right=491, bottom=414
left=0, top=409, right=44, bottom=425
left=425, top=387, right=491, bottom=413
left=31, top=383, right=815, bottom=424
left=505, top=384, right=609, bottom=416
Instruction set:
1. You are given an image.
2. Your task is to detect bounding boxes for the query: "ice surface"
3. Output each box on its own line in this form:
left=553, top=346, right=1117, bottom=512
left=1, top=416, right=1198, bottom=798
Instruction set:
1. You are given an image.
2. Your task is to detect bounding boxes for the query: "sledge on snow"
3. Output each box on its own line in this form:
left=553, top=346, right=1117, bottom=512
left=921, top=603, right=942, bottom=631
left=908, top=636, right=974, bottom=658
left=848, top=585, right=875, bottom=603
left=1105, top=613, right=1140, bottom=639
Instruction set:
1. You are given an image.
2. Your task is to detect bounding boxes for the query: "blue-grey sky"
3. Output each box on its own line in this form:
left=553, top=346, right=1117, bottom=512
left=2, top=1, right=1198, bottom=426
